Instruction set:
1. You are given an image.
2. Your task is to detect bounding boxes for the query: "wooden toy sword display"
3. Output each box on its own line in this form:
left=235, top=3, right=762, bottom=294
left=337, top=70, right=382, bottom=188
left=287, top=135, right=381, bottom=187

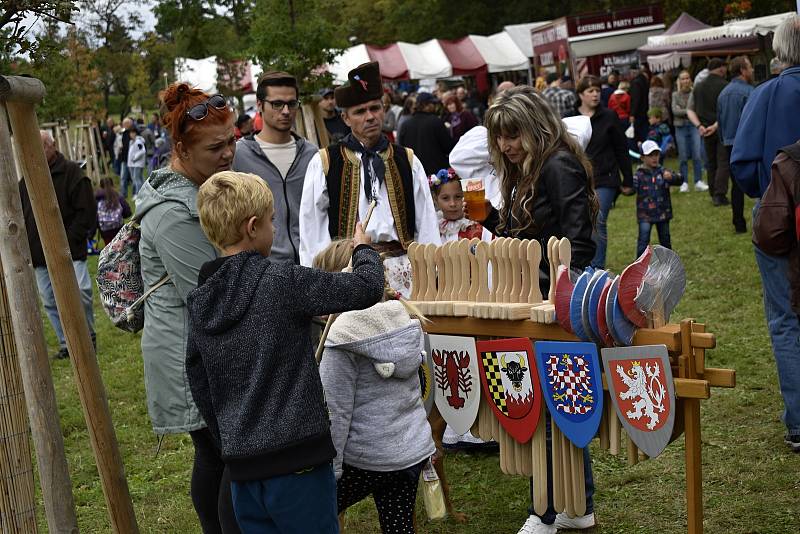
left=406, top=238, right=736, bottom=534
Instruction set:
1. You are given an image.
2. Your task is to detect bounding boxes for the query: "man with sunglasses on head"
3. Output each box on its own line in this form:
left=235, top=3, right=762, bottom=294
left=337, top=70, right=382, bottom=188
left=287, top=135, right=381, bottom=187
left=299, top=61, right=440, bottom=298
left=232, top=71, right=318, bottom=264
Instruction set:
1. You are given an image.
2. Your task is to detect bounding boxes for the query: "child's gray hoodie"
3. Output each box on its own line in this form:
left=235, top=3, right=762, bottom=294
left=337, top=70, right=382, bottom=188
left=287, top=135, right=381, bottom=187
left=321, top=300, right=435, bottom=479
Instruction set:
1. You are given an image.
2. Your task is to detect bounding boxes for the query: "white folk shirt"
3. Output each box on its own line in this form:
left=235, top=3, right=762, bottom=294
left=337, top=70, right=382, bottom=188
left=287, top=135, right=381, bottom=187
left=299, top=150, right=441, bottom=267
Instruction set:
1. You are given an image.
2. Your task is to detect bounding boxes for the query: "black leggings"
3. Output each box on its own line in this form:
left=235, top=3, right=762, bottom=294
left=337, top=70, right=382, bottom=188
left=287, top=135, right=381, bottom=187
left=189, top=428, right=241, bottom=534
left=337, top=462, right=424, bottom=534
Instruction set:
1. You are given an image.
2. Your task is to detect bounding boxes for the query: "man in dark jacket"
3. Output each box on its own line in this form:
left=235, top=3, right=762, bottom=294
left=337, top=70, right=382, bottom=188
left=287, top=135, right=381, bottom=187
left=688, top=58, right=730, bottom=206
left=397, top=92, right=454, bottom=174
left=19, top=131, right=96, bottom=359
left=628, top=63, right=651, bottom=144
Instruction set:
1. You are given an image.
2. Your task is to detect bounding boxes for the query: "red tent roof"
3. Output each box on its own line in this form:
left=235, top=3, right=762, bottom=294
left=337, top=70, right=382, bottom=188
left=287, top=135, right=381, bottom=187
left=365, top=44, right=409, bottom=81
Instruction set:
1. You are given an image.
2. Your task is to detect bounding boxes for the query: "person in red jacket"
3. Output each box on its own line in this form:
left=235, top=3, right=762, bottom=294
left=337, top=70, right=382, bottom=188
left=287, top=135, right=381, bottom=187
left=608, top=80, right=631, bottom=133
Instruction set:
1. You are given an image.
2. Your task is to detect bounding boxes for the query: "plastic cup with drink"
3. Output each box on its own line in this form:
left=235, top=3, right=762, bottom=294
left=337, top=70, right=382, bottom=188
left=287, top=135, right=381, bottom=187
left=461, top=177, right=487, bottom=221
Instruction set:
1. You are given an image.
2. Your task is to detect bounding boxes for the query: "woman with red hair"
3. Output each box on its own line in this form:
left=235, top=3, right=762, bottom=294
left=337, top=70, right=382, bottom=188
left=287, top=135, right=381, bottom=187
left=135, top=83, right=240, bottom=533
left=443, top=94, right=478, bottom=144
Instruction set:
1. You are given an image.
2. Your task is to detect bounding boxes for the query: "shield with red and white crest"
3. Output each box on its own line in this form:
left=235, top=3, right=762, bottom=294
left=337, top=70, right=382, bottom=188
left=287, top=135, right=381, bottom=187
left=602, top=345, right=675, bottom=458
left=429, top=335, right=480, bottom=436
left=476, top=338, right=542, bottom=443
left=534, top=341, right=603, bottom=448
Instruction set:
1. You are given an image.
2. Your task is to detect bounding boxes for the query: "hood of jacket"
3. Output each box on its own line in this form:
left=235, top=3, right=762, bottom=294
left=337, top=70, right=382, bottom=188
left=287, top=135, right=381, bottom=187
left=325, top=300, right=423, bottom=379
left=188, top=251, right=268, bottom=334
left=134, top=167, right=200, bottom=220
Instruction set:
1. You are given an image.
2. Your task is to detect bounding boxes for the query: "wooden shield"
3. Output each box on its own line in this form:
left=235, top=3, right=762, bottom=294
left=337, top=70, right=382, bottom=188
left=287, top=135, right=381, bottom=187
left=420, top=334, right=435, bottom=415
left=476, top=338, right=542, bottom=444
left=570, top=269, right=594, bottom=342
left=534, top=341, right=603, bottom=448
left=429, top=334, right=480, bottom=435
left=602, top=345, right=675, bottom=458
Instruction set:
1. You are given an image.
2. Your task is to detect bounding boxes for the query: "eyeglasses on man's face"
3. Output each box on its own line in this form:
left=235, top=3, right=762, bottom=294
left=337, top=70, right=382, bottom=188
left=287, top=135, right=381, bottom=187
left=263, top=99, right=301, bottom=111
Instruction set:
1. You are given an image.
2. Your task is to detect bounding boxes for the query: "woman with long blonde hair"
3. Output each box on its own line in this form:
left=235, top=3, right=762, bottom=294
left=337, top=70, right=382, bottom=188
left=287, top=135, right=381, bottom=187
left=466, top=85, right=598, bottom=534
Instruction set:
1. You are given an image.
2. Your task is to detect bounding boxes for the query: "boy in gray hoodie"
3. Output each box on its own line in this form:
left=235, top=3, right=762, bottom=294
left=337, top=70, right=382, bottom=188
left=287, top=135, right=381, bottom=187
left=316, top=240, right=435, bottom=533
left=186, top=171, right=384, bottom=533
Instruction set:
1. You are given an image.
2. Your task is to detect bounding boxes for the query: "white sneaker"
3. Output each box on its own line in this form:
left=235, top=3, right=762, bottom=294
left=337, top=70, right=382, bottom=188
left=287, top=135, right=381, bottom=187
left=554, top=511, right=596, bottom=529
left=517, top=515, right=557, bottom=534
left=679, top=182, right=689, bottom=193
left=694, top=180, right=709, bottom=192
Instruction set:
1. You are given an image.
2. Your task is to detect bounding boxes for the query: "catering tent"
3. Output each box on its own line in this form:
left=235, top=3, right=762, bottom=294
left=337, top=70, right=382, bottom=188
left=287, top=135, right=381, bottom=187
left=639, top=11, right=795, bottom=70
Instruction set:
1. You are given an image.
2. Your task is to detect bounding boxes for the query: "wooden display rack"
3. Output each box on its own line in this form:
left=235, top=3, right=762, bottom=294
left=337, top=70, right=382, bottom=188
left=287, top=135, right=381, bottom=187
left=407, top=238, right=735, bottom=534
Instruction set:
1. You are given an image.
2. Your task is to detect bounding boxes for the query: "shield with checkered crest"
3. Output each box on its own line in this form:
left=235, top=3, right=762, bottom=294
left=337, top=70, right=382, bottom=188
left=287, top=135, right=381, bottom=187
left=602, top=345, right=675, bottom=458
left=476, top=338, right=542, bottom=443
left=534, top=341, right=603, bottom=448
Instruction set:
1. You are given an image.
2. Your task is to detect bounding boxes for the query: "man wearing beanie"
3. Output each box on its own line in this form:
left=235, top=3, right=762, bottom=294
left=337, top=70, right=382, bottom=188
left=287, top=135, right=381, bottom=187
left=299, top=61, right=441, bottom=297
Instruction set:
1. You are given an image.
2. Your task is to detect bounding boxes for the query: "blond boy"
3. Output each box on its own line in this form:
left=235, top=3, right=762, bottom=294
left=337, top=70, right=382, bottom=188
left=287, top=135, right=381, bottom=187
left=186, top=171, right=384, bottom=533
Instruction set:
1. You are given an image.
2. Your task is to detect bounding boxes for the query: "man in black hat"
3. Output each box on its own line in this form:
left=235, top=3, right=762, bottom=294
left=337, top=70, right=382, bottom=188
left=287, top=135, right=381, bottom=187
left=318, top=87, right=350, bottom=143
left=397, top=91, right=454, bottom=174
left=299, top=61, right=441, bottom=297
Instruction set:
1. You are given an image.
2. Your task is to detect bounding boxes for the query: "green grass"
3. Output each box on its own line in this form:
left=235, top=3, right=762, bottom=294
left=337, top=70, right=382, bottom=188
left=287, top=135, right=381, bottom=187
left=28, top=168, right=800, bottom=533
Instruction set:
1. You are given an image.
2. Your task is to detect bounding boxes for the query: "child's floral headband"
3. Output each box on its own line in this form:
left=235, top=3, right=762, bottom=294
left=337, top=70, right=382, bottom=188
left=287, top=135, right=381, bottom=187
left=428, top=167, right=459, bottom=189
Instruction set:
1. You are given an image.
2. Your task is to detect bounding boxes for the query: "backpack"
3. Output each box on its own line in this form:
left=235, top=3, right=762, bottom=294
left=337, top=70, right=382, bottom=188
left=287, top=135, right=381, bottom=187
left=97, top=198, right=124, bottom=232
left=96, top=218, right=169, bottom=332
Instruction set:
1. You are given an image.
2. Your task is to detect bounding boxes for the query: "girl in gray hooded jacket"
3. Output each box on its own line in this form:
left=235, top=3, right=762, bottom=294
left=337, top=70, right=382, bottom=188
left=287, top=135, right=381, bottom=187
left=316, top=240, right=435, bottom=534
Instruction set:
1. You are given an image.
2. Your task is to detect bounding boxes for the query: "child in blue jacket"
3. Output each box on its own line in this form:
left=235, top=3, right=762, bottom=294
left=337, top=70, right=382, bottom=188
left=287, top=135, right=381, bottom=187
left=634, top=140, right=684, bottom=258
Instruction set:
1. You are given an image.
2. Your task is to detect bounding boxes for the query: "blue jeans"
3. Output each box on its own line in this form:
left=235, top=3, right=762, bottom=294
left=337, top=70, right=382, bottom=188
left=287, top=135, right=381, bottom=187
left=35, top=261, right=95, bottom=349
left=529, top=415, right=594, bottom=524
left=231, top=463, right=339, bottom=534
left=637, top=220, right=671, bottom=258
left=674, top=124, right=704, bottom=184
left=591, top=187, right=617, bottom=269
left=120, top=162, right=131, bottom=198
left=753, top=204, right=800, bottom=438
left=130, top=166, right=144, bottom=195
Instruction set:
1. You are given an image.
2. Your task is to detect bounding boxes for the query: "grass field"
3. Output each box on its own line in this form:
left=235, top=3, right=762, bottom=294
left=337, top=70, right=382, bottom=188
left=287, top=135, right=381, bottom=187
left=31, top=175, right=800, bottom=533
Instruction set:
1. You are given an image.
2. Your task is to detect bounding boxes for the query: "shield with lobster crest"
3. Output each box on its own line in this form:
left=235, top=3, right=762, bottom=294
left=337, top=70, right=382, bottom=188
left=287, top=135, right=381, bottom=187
left=428, top=334, right=480, bottom=435
left=602, top=345, right=675, bottom=458
left=476, top=338, right=542, bottom=443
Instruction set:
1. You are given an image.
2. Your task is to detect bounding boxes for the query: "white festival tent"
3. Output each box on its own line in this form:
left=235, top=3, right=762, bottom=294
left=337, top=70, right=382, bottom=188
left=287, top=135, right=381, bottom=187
left=645, top=11, right=796, bottom=48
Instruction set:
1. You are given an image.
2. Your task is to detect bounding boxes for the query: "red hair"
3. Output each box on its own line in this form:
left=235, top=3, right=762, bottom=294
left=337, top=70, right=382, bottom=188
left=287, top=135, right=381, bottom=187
left=159, top=83, right=233, bottom=147
left=443, top=94, right=463, bottom=112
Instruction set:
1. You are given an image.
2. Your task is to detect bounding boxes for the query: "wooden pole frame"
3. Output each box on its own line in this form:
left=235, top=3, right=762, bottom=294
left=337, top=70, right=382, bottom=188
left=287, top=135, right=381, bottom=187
left=0, top=89, right=79, bottom=532
left=1, top=75, right=139, bottom=533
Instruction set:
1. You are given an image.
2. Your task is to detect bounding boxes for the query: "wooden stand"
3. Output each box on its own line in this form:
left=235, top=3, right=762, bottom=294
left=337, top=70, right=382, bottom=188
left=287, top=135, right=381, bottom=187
left=1, top=75, right=139, bottom=533
left=423, top=316, right=733, bottom=534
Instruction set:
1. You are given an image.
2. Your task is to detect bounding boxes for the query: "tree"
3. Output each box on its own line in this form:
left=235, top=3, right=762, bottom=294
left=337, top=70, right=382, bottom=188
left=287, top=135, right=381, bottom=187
left=80, top=0, right=143, bottom=118
left=0, top=0, right=77, bottom=66
left=249, top=0, right=345, bottom=92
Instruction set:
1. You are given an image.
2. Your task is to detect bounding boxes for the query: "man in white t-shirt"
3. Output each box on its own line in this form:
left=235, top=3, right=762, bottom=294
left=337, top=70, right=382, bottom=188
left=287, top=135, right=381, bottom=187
left=232, top=71, right=318, bottom=264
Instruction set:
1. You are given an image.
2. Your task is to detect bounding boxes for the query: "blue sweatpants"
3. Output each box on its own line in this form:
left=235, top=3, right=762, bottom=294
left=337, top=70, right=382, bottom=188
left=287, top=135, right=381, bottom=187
left=231, top=463, right=339, bottom=534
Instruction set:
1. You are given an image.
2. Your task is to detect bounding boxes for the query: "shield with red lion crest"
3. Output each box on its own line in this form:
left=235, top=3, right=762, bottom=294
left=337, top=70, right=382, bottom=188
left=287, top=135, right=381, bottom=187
left=534, top=341, right=603, bottom=448
left=602, top=345, right=675, bottom=458
left=476, top=338, right=542, bottom=443
left=428, top=334, right=480, bottom=435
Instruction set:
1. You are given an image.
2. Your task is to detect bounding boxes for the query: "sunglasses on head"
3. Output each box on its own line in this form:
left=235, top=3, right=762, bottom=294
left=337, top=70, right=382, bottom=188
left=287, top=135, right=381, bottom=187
left=185, top=94, right=228, bottom=122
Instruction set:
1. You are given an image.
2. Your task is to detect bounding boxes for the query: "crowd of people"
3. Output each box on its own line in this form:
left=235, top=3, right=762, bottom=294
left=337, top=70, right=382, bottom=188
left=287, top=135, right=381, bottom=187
left=23, top=12, right=800, bottom=534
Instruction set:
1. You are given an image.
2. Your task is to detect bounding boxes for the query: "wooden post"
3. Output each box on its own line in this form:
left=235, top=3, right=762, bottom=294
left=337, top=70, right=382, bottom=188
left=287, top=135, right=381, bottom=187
left=0, top=101, right=79, bottom=532
left=680, top=319, right=703, bottom=534
left=2, top=75, right=140, bottom=533
left=0, top=259, right=39, bottom=533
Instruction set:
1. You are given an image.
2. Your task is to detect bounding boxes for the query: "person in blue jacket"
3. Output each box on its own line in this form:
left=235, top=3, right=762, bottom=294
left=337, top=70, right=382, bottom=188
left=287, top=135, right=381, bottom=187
left=730, top=14, right=800, bottom=453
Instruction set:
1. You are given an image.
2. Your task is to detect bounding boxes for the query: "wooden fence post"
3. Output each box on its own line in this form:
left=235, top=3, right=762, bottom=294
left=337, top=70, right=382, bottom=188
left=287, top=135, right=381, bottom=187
left=2, top=74, right=139, bottom=533
left=0, top=92, right=79, bottom=533
left=0, top=259, right=39, bottom=533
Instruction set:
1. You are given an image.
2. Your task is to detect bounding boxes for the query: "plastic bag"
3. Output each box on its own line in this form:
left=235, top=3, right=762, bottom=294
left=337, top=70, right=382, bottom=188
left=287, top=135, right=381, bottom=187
left=633, top=245, right=686, bottom=323
left=419, top=458, right=446, bottom=520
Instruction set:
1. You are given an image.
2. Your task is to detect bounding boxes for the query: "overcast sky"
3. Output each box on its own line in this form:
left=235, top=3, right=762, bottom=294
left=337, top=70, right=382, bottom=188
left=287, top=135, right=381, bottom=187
left=22, top=2, right=156, bottom=40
